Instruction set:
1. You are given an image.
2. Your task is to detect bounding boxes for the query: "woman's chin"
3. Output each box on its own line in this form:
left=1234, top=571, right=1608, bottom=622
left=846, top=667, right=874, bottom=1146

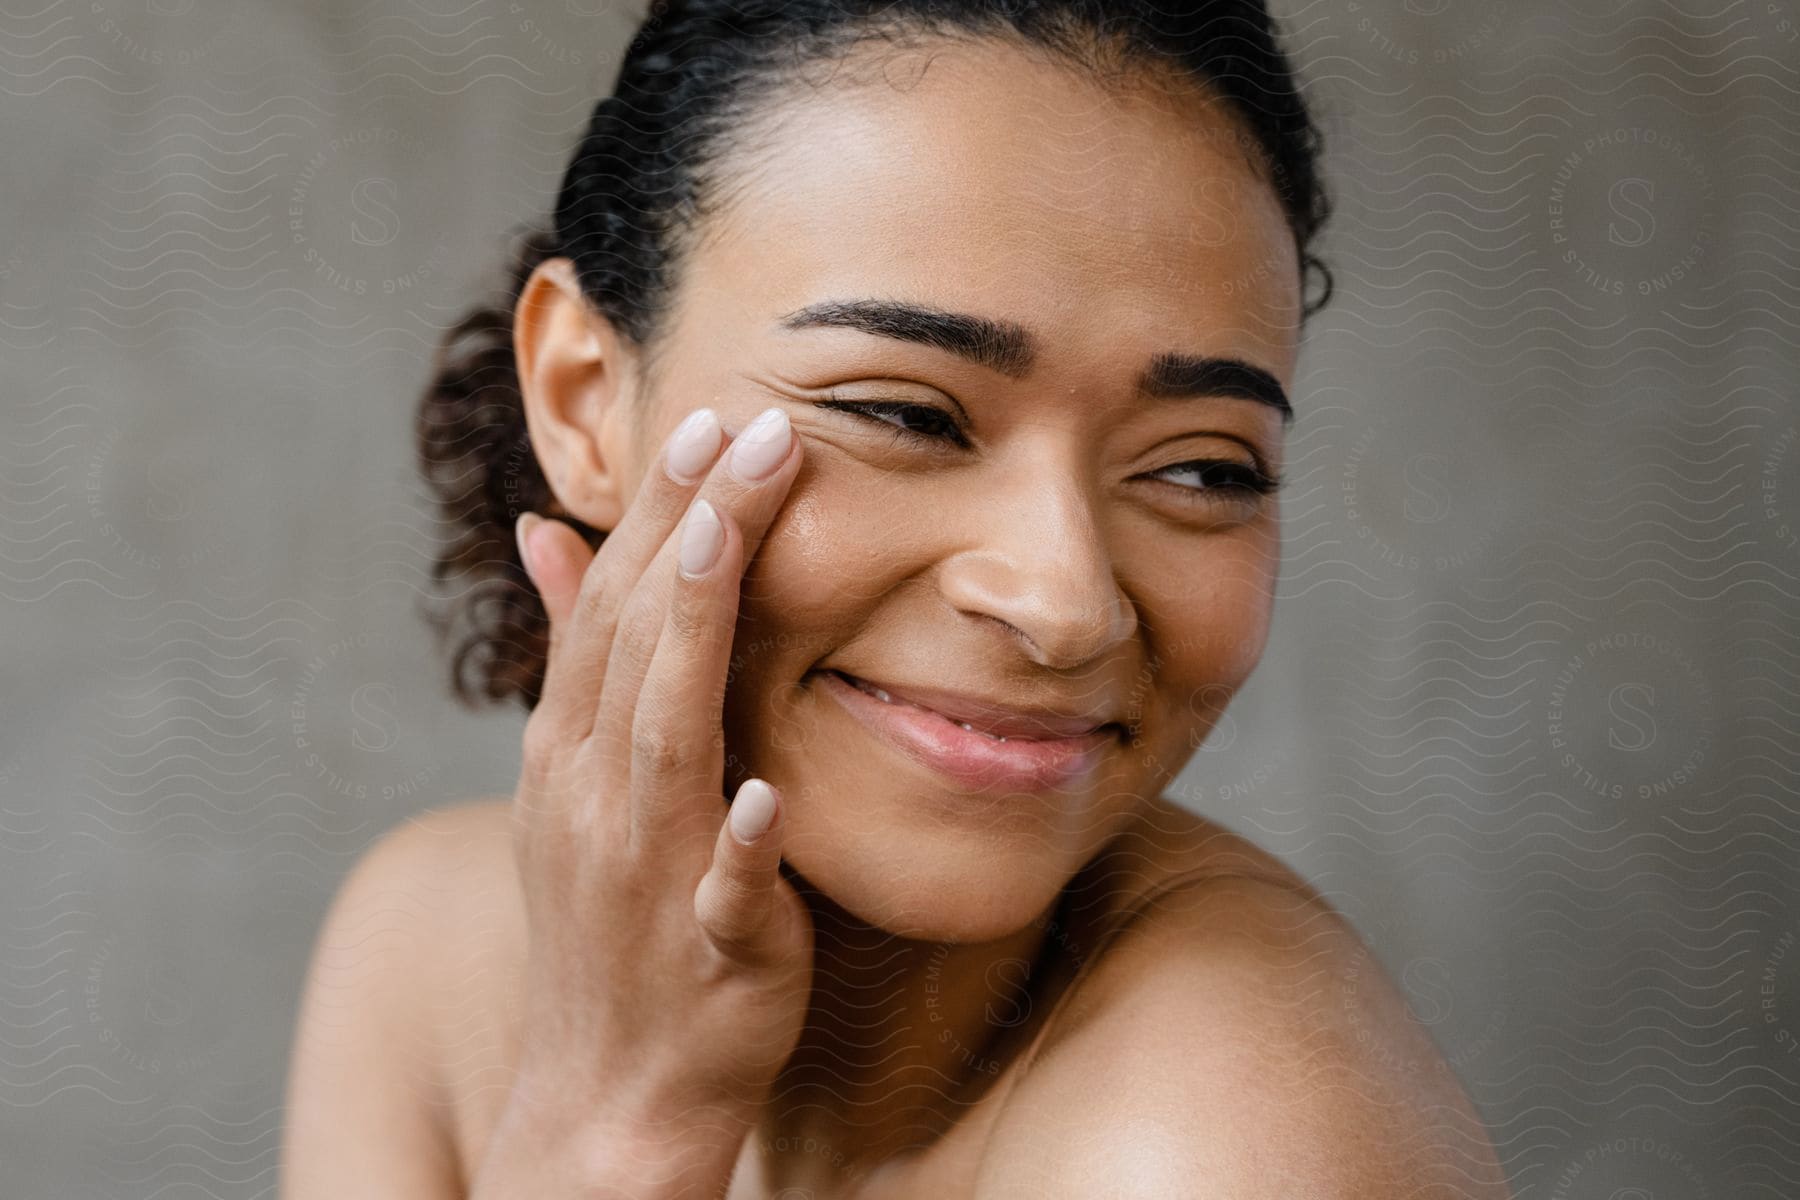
left=730, top=681, right=1142, bottom=942
left=780, top=828, right=1074, bottom=944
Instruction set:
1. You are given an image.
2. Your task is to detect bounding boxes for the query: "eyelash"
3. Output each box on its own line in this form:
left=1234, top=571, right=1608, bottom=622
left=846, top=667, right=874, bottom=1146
left=816, top=396, right=1284, bottom=501
left=819, top=396, right=971, bottom=448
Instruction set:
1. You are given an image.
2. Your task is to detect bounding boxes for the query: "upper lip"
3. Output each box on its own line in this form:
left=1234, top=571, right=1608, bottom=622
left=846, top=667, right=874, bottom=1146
left=827, top=669, right=1123, bottom=740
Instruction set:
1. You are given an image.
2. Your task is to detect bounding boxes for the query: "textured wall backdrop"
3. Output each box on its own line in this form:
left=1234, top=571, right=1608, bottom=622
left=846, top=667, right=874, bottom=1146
left=2, top=0, right=1796, bottom=1194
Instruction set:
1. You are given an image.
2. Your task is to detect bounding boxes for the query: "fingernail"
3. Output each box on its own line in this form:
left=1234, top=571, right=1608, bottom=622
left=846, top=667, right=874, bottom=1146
left=678, top=498, right=724, bottom=579
left=729, top=779, right=778, bottom=844
left=515, top=512, right=542, bottom=574
left=665, top=407, right=722, bottom=484
left=728, top=407, right=791, bottom=483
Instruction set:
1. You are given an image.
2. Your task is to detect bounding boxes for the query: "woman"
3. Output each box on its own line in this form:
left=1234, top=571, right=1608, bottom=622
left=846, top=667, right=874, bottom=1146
left=282, top=1, right=1512, bottom=1195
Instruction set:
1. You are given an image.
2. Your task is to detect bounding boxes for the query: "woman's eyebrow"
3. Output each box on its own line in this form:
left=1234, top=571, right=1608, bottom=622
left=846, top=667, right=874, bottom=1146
left=775, top=297, right=1292, bottom=424
left=778, top=297, right=1037, bottom=378
left=1142, top=352, right=1292, bottom=424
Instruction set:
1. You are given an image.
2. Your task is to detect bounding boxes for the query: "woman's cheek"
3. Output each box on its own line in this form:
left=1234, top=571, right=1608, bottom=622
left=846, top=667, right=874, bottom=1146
left=1124, top=556, right=1275, bottom=762
left=724, top=466, right=910, bottom=763
left=742, top=454, right=926, bottom=627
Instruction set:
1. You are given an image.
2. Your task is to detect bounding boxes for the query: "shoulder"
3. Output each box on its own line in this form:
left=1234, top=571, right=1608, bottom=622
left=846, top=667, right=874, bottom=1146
left=315, top=795, right=529, bottom=1059
left=1088, top=795, right=1331, bottom=909
left=309, top=797, right=524, bottom=977
left=290, top=794, right=520, bottom=1043
left=282, top=797, right=522, bottom=1198
left=977, top=810, right=1512, bottom=1198
left=347, top=796, right=521, bottom=908
left=291, top=795, right=518, bottom=1051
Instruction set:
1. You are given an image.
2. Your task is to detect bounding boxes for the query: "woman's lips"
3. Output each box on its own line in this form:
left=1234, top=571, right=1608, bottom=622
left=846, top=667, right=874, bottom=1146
left=813, top=669, right=1117, bottom=793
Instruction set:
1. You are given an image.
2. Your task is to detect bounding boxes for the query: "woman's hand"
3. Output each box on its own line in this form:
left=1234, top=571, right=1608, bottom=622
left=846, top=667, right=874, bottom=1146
left=472, top=405, right=812, bottom=1198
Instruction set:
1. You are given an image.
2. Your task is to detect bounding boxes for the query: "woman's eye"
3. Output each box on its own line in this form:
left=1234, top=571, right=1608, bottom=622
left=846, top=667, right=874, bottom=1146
left=1149, top=459, right=1284, bottom=503
left=816, top=397, right=1278, bottom=505
left=817, top=397, right=969, bottom=448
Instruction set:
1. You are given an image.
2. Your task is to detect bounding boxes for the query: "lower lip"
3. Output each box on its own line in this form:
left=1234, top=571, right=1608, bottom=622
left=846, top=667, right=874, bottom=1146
left=813, top=670, right=1116, bottom=793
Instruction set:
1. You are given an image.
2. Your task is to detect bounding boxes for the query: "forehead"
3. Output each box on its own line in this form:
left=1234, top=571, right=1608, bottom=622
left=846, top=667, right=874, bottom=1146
left=685, top=35, right=1302, bottom=380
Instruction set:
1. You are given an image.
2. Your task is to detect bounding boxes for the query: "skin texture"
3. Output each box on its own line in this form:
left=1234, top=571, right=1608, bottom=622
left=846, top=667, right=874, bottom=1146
left=280, top=34, right=1512, bottom=1200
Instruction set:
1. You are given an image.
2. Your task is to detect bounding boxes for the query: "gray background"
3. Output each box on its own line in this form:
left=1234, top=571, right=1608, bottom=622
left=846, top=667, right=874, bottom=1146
left=2, top=0, right=1796, bottom=1194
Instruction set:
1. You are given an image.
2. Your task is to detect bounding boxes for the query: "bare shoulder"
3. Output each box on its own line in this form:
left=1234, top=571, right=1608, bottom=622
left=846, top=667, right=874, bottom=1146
left=282, top=796, right=524, bottom=1200
left=309, top=796, right=526, bottom=989
left=359, top=795, right=522, bottom=911
left=1072, top=795, right=1332, bottom=928
left=976, top=803, right=1513, bottom=1199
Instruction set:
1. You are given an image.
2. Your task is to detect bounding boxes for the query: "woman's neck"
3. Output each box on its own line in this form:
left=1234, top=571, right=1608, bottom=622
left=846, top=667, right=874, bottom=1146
left=747, top=876, right=1057, bottom=1192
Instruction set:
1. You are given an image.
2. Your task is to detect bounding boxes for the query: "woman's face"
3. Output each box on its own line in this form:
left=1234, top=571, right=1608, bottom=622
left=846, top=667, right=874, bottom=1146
left=526, top=37, right=1301, bottom=942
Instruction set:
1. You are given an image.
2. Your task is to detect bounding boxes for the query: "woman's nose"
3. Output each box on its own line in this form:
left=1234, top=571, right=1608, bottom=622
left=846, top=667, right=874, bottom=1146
left=933, top=473, right=1137, bottom=671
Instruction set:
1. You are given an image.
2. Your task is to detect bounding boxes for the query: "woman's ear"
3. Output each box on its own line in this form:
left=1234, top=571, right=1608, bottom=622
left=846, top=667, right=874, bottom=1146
left=513, top=256, right=638, bottom=533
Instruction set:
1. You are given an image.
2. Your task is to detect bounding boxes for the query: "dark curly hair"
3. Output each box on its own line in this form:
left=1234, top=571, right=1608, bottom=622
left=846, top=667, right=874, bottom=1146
left=416, top=0, right=1336, bottom=713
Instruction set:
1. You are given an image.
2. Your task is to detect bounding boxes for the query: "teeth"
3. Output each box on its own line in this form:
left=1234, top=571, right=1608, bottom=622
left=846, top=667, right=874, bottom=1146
left=848, top=675, right=895, bottom=704
left=845, top=674, right=1011, bottom=741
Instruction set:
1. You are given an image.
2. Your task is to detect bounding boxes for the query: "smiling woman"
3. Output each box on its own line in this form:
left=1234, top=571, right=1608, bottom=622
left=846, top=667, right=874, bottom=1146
left=280, top=2, right=1510, bottom=1197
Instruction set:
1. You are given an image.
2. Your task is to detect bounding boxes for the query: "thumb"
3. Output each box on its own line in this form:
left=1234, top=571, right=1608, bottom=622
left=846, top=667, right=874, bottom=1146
left=694, top=779, right=787, bottom=963
left=516, top=512, right=595, bottom=642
